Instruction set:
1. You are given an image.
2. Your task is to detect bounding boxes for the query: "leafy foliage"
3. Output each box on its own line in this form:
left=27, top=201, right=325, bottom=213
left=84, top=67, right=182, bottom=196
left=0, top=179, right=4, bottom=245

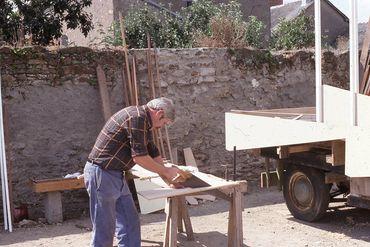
left=0, top=0, right=93, bottom=46
left=270, top=15, right=315, bottom=50
left=103, top=0, right=264, bottom=49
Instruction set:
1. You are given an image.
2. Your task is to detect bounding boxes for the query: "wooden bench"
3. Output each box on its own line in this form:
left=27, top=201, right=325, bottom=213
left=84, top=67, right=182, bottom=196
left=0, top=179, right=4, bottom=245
left=31, top=177, right=85, bottom=223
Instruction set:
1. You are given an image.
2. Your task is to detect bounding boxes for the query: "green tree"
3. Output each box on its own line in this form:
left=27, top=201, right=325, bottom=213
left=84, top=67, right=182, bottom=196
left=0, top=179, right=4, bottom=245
left=0, top=0, right=93, bottom=46
left=270, top=15, right=315, bottom=50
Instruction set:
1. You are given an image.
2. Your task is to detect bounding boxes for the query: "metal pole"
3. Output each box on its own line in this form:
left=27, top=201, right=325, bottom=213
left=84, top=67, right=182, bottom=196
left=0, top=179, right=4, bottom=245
left=350, top=0, right=359, bottom=126
left=315, top=0, right=323, bottom=122
left=0, top=70, right=12, bottom=232
left=233, top=146, right=236, bottom=181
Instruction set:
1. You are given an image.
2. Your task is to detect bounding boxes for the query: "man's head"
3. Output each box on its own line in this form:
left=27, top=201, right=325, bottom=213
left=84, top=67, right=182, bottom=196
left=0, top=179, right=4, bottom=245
left=147, top=97, right=175, bottom=129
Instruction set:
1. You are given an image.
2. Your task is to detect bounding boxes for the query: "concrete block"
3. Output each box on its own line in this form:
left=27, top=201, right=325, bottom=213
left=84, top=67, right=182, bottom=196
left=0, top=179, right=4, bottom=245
left=44, top=191, right=63, bottom=224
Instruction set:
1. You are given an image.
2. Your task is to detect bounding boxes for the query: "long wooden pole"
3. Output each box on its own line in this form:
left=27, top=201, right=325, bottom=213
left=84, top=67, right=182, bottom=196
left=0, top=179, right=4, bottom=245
left=132, top=56, right=139, bottom=105
left=119, top=11, right=134, bottom=105
left=152, top=43, right=166, bottom=158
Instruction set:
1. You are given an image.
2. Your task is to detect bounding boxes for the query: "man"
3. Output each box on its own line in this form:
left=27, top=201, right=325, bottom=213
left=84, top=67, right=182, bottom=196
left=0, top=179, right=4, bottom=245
left=84, top=97, right=182, bottom=247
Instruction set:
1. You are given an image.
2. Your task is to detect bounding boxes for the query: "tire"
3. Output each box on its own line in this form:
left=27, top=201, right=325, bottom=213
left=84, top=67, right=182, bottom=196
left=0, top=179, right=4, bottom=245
left=283, top=165, right=330, bottom=222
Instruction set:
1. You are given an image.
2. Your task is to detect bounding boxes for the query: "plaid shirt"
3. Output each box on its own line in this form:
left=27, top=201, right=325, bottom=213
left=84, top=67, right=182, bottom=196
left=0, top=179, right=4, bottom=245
left=88, top=105, right=160, bottom=171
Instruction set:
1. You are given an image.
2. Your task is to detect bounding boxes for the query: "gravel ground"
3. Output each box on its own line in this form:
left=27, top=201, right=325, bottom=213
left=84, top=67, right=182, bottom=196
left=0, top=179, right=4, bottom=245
left=1, top=188, right=370, bottom=247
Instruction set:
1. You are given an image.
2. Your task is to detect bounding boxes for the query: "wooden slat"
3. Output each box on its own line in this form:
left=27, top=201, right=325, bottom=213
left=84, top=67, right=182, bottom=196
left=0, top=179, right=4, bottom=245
left=163, top=198, right=171, bottom=247
left=183, top=147, right=197, bottom=168
left=326, top=141, right=346, bottom=166
left=234, top=188, right=243, bottom=247
left=227, top=196, right=235, bottom=247
left=139, top=180, right=244, bottom=200
left=31, top=178, right=85, bottom=193
left=325, top=172, right=347, bottom=184
left=96, top=65, right=112, bottom=121
left=181, top=197, right=194, bottom=241
left=131, top=56, right=139, bottom=105
left=169, top=198, right=179, bottom=247
left=360, top=18, right=370, bottom=93
left=119, top=12, right=134, bottom=105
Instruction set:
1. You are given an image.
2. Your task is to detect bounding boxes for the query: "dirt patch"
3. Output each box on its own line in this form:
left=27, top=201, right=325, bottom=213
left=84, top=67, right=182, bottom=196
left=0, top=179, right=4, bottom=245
left=1, top=189, right=370, bottom=247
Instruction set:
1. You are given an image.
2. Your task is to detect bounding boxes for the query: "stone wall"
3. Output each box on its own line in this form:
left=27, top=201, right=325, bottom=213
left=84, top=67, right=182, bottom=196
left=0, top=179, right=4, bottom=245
left=0, top=46, right=349, bottom=219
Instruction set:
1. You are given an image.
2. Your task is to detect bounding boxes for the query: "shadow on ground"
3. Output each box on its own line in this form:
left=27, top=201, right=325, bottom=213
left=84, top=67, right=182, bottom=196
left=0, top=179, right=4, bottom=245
left=142, top=231, right=249, bottom=247
left=288, top=205, right=370, bottom=244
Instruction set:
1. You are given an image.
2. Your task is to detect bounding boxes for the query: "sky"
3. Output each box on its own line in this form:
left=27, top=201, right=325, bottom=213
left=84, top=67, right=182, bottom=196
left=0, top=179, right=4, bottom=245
left=284, top=0, right=370, bottom=23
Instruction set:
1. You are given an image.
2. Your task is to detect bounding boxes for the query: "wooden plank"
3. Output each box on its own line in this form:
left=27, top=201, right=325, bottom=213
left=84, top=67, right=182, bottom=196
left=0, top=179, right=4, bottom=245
left=225, top=110, right=347, bottom=151
left=183, top=147, right=197, bottom=168
left=231, top=107, right=315, bottom=115
left=163, top=198, right=171, bottom=247
left=171, top=147, right=178, bottom=165
left=96, top=65, right=112, bottom=121
left=277, top=144, right=315, bottom=158
left=177, top=198, right=184, bottom=233
left=119, top=12, right=134, bottom=105
left=31, top=178, right=85, bottom=193
left=139, top=180, right=243, bottom=200
left=131, top=56, right=139, bottom=105
left=325, top=172, right=347, bottom=184
left=121, top=68, right=130, bottom=106
left=169, top=198, right=179, bottom=247
left=346, top=127, right=370, bottom=177
left=134, top=179, right=165, bottom=214
left=227, top=193, right=235, bottom=247
left=360, top=18, right=370, bottom=93
left=181, top=197, right=194, bottom=241
left=185, top=196, right=198, bottom=205
left=330, top=140, right=345, bottom=166
left=350, top=178, right=370, bottom=196
left=234, top=188, right=243, bottom=247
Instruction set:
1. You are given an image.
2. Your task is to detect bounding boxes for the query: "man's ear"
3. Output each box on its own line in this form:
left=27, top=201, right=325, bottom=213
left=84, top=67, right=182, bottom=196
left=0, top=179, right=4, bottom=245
left=157, top=110, right=165, bottom=119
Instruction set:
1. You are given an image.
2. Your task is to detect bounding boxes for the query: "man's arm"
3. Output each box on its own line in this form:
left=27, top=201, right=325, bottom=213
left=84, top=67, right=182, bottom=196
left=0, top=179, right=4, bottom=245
left=133, top=155, right=179, bottom=182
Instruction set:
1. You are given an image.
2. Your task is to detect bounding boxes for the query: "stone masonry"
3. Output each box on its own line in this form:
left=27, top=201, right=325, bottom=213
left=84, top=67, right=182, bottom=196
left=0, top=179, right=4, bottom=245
left=0, top=46, right=349, bottom=219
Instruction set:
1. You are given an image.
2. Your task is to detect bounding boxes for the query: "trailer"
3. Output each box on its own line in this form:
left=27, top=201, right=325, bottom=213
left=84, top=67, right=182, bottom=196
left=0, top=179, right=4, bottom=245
left=225, top=100, right=370, bottom=222
left=225, top=0, right=370, bottom=222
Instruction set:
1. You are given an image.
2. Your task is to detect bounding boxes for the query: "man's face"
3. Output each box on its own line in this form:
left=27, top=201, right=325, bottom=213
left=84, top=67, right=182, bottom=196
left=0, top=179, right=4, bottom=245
left=152, top=110, right=172, bottom=129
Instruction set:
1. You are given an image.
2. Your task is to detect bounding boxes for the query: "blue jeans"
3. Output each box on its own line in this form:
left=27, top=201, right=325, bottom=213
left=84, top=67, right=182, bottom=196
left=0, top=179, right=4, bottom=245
left=84, top=162, right=141, bottom=247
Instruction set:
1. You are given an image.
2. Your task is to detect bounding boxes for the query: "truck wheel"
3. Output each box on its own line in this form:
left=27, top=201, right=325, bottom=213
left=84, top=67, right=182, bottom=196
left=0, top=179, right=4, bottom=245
left=283, top=165, right=330, bottom=222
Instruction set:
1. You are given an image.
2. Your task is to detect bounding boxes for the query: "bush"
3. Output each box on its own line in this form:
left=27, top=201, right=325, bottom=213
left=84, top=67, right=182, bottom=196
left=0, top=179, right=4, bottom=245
left=270, top=15, right=315, bottom=50
left=102, top=0, right=264, bottom=49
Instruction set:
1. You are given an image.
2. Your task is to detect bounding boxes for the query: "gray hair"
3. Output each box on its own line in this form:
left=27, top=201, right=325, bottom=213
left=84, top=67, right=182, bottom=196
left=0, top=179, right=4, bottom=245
left=147, top=97, right=176, bottom=121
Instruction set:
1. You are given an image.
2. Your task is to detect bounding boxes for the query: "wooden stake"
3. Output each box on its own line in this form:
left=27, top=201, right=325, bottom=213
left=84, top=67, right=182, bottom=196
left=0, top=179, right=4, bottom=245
left=131, top=56, right=139, bottom=105
left=153, top=43, right=162, bottom=96
left=96, top=65, right=112, bottom=121
left=121, top=68, right=130, bottom=106
left=119, top=12, right=134, bottom=105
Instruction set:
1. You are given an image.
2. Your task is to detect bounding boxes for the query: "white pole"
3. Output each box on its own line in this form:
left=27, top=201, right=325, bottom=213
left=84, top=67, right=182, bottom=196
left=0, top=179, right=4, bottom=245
left=0, top=70, right=12, bottom=232
left=1, top=146, right=8, bottom=231
left=0, top=70, right=8, bottom=231
left=315, top=0, right=323, bottom=122
left=350, top=0, right=359, bottom=126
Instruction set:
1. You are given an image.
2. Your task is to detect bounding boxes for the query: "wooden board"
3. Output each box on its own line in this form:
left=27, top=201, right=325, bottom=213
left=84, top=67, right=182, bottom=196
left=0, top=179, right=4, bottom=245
left=225, top=112, right=347, bottom=151
left=183, top=148, right=198, bottom=168
left=31, top=178, right=85, bottom=193
left=139, top=179, right=243, bottom=200
left=96, top=65, right=112, bottom=121
left=350, top=177, right=370, bottom=197
left=134, top=179, right=165, bottom=214
left=346, top=127, right=370, bottom=177
left=360, top=19, right=370, bottom=93
left=323, top=85, right=350, bottom=126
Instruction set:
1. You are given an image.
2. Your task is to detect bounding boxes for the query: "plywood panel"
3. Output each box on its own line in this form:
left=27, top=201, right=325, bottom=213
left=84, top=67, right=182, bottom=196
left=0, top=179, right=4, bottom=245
left=134, top=179, right=165, bottom=214
left=225, top=112, right=346, bottom=151
left=323, top=85, right=350, bottom=126
left=346, top=127, right=370, bottom=177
